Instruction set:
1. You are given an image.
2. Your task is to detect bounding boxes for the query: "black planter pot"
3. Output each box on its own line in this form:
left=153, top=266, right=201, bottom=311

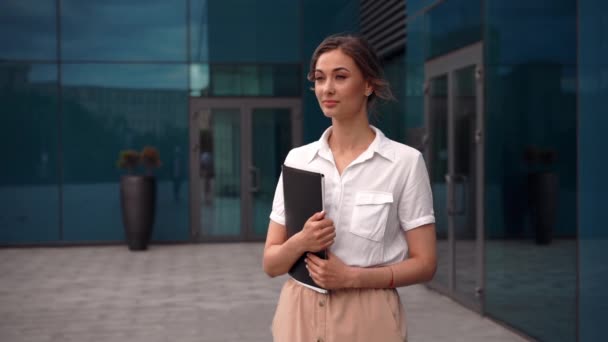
left=528, top=172, right=559, bottom=245
left=120, top=175, right=156, bottom=251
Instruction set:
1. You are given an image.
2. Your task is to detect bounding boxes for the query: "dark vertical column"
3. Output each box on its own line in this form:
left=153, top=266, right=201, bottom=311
left=578, top=0, right=608, bottom=340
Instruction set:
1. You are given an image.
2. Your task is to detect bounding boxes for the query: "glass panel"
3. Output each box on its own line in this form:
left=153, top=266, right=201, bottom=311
left=0, top=63, right=59, bottom=243
left=452, top=66, right=478, bottom=303
left=485, top=1, right=576, bottom=65
left=190, top=0, right=209, bottom=62
left=61, top=0, right=187, bottom=61
left=251, top=108, right=292, bottom=238
left=190, top=63, right=210, bottom=96
left=484, top=1, right=577, bottom=340
left=579, top=0, right=608, bottom=339
left=209, top=64, right=300, bottom=97
left=426, top=0, right=481, bottom=59
left=408, top=0, right=440, bottom=16
left=427, top=75, right=448, bottom=288
left=206, top=0, right=300, bottom=63
left=198, top=109, right=241, bottom=237
left=0, top=1, right=57, bottom=60
left=484, top=63, right=577, bottom=340
left=405, top=17, right=425, bottom=128
left=375, top=53, right=406, bottom=143
left=61, top=64, right=189, bottom=242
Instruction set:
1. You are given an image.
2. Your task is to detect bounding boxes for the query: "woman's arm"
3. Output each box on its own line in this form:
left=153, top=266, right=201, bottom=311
left=262, top=220, right=305, bottom=278
left=263, top=212, right=336, bottom=278
left=305, top=223, right=436, bottom=289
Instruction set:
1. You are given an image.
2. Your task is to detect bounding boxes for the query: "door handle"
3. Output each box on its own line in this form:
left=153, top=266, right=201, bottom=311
left=250, top=166, right=261, bottom=193
left=446, top=174, right=467, bottom=216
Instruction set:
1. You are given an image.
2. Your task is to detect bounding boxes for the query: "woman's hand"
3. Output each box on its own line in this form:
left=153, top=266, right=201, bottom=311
left=305, top=251, right=353, bottom=290
left=294, top=211, right=335, bottom=253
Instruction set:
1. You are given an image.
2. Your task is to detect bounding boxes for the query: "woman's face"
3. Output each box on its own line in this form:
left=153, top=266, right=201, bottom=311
left=313, top=49, right=372, bottom=121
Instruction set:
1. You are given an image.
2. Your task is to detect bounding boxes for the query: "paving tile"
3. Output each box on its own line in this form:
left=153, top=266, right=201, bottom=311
left=0, top=244, right=529, bottom=342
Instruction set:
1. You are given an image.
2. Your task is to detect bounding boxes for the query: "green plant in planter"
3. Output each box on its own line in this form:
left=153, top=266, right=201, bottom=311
left=117, top=146, right=162, bottom=251
left=141, top=146, right=162, bottom=174
left=116, top=147, right=162, bottom=174
left=116, top=149, right=140, bottom=173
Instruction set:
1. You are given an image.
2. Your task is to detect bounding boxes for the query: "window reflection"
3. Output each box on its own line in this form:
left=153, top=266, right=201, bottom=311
left=0, top=0, right=56, bottom=60
left=426, top=0, right=481, bottom=59
left=0, top=63, right=60, bottom=243
left=196, top=109, right=241, bottom=237
left=61, top=0, right=187, bottom=61
left=60, top=64, right=188, bottom=241
left=206, top=64, right=300, bottom=97
left=484, top=64, right=577, bottom=342
left=190, top=0, right=209, bottom=62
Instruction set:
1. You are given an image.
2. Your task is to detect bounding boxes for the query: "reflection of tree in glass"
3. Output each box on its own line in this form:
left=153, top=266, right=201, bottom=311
left=0, top=84, right=59, bottom=185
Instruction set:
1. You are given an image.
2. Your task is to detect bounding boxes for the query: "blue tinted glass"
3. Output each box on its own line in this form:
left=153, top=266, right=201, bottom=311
left=579, top=0, right=608, bottom=340
left=408, top=0, right=440, bottom=16
left=207, top=64, right=300, bottom=96
left=206, top=0, right=300, bottom=63
left=484, top=63, right=577, bottom=342
left=426, top=0, right=481, bottom=59
left=405, top=17, right=425, bottom=127
left=190, top=63, right=211, bottom=96
left=0, top=1, right=57, bottom=60
left=0, top=63, right=59, bottom=243
left=61, top=64, right=189, bottom=242
left=190, top=0, right=209, bottom=62
left=483, top=3, right=578, bottom=340
left=374, top=54, right=407, bottom=143
left=485, top=1, right=576, bottom=65
left=61, top=0, right=187, bottom=61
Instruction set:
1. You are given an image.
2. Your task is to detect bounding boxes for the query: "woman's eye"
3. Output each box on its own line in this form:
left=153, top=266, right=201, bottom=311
left=315, top=76, right=324, bottom=81
left=336, top=75, right=346, bottom=80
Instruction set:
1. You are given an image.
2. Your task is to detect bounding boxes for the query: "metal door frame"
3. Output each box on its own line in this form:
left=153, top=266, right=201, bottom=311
left=423, top=42, right=485, bottom=313
left=189, top=97, right=302, bottom=242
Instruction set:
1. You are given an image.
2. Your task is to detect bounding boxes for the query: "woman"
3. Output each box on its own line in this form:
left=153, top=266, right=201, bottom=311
left=263, top=34, right=436, bottom=342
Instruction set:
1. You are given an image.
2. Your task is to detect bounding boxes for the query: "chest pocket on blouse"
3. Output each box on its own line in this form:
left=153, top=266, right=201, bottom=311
left=349, top=191, right=394, bottom=242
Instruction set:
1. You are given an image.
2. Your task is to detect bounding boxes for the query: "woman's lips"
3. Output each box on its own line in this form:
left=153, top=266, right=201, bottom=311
left=322, top=100, right=338, bottom=108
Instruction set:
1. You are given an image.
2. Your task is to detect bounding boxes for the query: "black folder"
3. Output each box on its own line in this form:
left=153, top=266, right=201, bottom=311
left=281, top=164, right=327, bottom=293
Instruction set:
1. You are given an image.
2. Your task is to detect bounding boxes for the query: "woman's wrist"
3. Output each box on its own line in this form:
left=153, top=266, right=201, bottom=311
left=344, top=265, right=394, bottom=289
left=346, top=266, right=361, bottom=288
left=287, top=232, right=307, bottom=256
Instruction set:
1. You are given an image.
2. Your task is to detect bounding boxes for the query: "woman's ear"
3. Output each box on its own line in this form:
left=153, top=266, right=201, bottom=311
left=365, top=82, right=374, bottom=97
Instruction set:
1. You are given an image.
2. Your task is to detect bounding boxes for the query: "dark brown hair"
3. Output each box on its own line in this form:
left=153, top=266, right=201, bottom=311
left=307, top=34, right=394, bottom=111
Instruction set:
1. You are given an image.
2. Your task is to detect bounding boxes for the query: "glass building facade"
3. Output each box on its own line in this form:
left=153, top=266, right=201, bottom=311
left=1, top=0, right=606, bottom=341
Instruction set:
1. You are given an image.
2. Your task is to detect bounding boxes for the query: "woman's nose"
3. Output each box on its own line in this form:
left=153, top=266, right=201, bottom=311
left=324, top=79, right=335, bottom=95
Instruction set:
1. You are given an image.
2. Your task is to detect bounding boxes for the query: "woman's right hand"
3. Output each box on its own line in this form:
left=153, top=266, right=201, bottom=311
left=294, top=211, right=336, bottom=253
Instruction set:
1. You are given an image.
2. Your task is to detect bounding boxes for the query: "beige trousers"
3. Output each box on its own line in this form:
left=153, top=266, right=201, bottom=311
left=272, top=279, right=407, bottom=342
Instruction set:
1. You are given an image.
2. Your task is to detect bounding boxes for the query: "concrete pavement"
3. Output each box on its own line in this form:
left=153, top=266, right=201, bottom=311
left=0, top=244, right=531, bottom=342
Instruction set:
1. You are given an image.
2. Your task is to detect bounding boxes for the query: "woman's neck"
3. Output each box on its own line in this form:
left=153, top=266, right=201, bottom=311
left=328, top=115, right=375, bottom=153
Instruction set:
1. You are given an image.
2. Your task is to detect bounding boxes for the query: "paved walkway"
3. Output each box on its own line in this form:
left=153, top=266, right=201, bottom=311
left=0, top=244, right=531, bottom=342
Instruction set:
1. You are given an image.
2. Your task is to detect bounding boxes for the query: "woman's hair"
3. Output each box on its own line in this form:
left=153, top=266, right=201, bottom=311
left=307, top=34, right=394, bottom=112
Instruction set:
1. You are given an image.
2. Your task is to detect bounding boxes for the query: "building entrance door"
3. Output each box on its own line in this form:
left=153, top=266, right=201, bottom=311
left=424, top=43, right=485, bottom=311
left=189, top=98, right=302, bottom=242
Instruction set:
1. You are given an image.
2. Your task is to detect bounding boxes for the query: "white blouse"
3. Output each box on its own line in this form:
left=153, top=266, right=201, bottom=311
left=270, top=126, right=435, bottom=267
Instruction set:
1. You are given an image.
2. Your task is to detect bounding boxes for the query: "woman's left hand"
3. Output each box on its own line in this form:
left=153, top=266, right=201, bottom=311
left=305, top=251, right=353, bottom=290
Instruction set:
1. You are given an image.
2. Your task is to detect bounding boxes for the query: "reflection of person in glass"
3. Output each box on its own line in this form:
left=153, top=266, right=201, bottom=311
left=263, top=35, right=437, bottom=342
left=200, top=150, right=214, bottom=204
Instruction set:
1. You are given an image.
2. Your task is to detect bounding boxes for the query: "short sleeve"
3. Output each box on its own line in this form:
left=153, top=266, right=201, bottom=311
left=269, top=171, right=286, bottom=226
left=269, top=150, right=296, bottom=226
left=398, top=152, right=436, bottom=231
